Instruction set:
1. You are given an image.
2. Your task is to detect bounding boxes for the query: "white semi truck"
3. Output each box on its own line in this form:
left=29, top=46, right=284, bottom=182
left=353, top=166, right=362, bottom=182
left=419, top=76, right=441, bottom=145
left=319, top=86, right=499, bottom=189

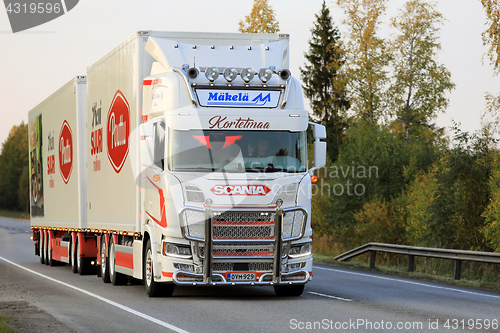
left=28, top=31, right=326, bottom=297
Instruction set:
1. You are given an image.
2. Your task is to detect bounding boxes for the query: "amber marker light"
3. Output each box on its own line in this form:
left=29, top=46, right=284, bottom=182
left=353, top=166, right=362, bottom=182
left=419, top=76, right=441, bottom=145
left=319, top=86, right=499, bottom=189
left=311, top=175, right=318, bottom=183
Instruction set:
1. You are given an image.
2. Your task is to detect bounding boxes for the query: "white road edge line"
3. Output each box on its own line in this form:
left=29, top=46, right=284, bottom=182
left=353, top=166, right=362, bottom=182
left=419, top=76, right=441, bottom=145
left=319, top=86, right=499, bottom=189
left=0, top=255, right=190, bottom=333
left=313, top=265, right=500, bottom=300
left=308, top=291, right=352, bottom=302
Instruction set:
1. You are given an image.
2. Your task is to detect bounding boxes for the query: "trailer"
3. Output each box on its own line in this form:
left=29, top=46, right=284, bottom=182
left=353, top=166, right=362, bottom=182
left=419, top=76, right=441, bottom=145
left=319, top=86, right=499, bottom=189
left=29, top=31, right=326, bottom=297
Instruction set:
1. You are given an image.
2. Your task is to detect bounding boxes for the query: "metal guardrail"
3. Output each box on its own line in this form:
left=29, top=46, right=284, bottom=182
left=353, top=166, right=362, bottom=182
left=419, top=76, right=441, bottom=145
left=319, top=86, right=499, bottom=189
left=334, top=242, right=500, bottom=280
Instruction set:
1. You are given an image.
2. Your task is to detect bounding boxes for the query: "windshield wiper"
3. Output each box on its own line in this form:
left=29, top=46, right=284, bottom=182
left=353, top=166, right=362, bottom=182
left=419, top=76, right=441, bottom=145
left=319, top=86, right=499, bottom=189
left=174, top=167, right=215, bottom=172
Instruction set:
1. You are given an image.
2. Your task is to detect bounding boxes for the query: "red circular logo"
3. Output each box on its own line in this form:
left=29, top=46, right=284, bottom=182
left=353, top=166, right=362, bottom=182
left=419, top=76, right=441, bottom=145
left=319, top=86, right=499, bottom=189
left=59, top=120, right=73, bottom=184
left=107, top=90, right=130, bottom=174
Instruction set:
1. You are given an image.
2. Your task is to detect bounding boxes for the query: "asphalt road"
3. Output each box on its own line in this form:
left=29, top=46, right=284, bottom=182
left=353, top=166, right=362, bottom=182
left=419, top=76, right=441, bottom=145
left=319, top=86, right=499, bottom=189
left=0, top=217, right=499, bottom=333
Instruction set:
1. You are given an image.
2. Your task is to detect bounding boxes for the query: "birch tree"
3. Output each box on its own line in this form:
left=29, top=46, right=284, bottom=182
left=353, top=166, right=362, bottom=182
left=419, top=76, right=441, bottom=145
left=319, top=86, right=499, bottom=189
left=238, top=0, right=279, bottom=33
left=336, top=0, right=390, bottom=126
left=388, top=0, right=454, bottom=143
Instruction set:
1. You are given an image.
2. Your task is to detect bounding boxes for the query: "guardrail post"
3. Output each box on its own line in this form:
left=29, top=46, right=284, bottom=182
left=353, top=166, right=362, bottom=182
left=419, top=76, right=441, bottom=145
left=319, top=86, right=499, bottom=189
left=408, top=255, right=415, bottom=272
left=369, top=250, right=376, bottom=269
left=454, top=260, right=462, bottom=280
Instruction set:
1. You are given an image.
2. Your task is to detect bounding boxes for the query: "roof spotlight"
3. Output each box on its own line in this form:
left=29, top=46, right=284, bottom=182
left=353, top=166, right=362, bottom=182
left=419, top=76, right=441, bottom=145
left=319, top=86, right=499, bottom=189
left=205, top=67, right=220, bottom=82
left=258, top=68, right=273, bottom=83
left=241, top=67, right=255, bottom=83
left=279, top=69, right=291, bottom=81
left=223, top=68, right=238, bottom=82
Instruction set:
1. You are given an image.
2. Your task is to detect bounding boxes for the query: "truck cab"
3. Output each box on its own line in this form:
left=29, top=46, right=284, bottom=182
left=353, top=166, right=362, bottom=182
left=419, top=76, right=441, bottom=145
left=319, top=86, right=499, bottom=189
left=139, top=35, right=326, bottom=296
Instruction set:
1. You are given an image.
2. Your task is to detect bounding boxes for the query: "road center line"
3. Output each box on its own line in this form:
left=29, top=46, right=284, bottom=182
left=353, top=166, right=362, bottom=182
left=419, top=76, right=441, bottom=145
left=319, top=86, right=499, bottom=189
left=0, top=255, right=190, bottom=333
left=307, top=291, right=352, bottom=302
left=313, top=265, right=500, bottom=300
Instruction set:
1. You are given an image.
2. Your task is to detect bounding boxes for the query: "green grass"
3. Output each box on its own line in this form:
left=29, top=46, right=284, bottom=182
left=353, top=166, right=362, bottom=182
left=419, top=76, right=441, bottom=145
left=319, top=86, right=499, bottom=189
left=0, top=314, right=17, bottom=333
left=0, top=210, right=29, bottom=220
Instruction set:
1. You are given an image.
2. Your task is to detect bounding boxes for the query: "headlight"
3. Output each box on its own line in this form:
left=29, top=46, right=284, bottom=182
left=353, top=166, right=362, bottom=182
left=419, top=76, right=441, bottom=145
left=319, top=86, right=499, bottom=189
left=289, top=242, right=311, bottom=258
left=163, top=242, right=192, bottom=258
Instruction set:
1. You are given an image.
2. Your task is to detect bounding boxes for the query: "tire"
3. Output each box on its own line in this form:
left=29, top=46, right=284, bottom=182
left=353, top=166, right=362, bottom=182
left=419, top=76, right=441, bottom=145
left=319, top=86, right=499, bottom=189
left=47, top=233, right=55, bottom=267
left=39, top=232, right=45, bottom=264
left=35, top=231, right=40, bottom=256
left=144, top=240, right=174, bottom=297
left=273, top=284, right=305, bottom=297
left=100, top=236, right=110, bottom=283
left=70, top=236, right=78, bottom=273
left=109, top=238, right=126, bottom=285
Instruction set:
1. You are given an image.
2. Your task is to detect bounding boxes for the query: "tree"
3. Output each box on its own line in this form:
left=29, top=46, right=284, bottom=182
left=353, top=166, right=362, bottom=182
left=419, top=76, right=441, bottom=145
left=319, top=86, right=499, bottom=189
left=481, top=0, right=500, bottom=73
left=387, top=0, right=454, bottom=143
left=336, top=0, right=390, bottom=126
left=480, top=0, right=500, bottom=133
left=425, top=124, right=494, bottom=250
left=300, top=1, right=350, bottom=162
left=238, top=0, right=279, bottom=33
left=0, top=122, right=29, bottom=211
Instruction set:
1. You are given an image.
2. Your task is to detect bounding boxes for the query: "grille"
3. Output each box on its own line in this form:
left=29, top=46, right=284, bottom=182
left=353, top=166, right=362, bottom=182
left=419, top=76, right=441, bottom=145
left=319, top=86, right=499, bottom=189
left=182, top=208, right=306, bottom=241
left=183, top=185, right=205, bottom=203
left=213, top=243, right=274, bottom=257
left=213, top=225, right=274, bottom=239
left=212, top=211, right=274, bottom=223
left=199, top=243, right=274, bottom=257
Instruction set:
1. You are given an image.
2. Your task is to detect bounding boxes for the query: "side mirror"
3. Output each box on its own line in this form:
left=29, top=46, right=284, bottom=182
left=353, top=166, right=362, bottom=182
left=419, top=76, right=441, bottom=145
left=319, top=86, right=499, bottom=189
left=314, top=140, right=326, bottom=169
left=312, top=123, right=326, bottom=140
left=309, top=122, right=327, bottom=172
left=139, top=122, right=155, bottom=167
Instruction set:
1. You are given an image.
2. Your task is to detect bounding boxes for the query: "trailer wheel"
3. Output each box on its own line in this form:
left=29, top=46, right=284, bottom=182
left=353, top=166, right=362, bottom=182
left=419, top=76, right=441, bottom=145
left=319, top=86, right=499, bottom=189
left=39, top=232, right=45, bottom=264
left=35, top=231, right=40, bottom=256
left=100, top=236, right=110, bottom=283
left=47, top=233, right=55, bottom=267
left=70, top=237, right=78, bottom=273
left=144, top=240, right=173, bottom=297
left=109, top=238, right=126, bottom=285
left=273, top=284, right=305, bottom=297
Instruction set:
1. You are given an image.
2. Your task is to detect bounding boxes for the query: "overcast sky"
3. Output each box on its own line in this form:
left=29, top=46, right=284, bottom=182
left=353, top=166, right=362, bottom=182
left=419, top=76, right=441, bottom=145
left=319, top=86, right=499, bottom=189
left=0, top=0, right=497, bottom=149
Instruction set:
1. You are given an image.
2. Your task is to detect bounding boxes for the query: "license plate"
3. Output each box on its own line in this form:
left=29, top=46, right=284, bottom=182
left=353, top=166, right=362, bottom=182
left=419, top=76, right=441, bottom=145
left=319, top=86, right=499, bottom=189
left=227, top=272, right=256, bottom=281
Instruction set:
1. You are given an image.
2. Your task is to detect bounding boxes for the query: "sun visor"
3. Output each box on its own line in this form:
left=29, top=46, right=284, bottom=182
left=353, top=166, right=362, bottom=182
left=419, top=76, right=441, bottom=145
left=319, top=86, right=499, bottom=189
left=145, top=37, right=288, bottom=70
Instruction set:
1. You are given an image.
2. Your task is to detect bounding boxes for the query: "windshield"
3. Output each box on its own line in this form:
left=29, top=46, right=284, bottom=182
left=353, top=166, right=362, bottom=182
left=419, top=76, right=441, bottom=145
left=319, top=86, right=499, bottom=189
left=168, top=130, right=307, bottom=173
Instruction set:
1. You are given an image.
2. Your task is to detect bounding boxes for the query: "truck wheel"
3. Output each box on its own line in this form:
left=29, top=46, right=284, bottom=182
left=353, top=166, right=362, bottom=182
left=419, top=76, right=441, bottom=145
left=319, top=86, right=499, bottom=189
left=100, top=236, right=110, bottom=283
left=109, top=238, right=126, bottom=285
left=144, top=240, right=173, bottom=297
left=273, top=284, right=305, bottom=297
left=76, top=237, right=89, bottom=275
left=39, top=232, right=45, bottom=264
